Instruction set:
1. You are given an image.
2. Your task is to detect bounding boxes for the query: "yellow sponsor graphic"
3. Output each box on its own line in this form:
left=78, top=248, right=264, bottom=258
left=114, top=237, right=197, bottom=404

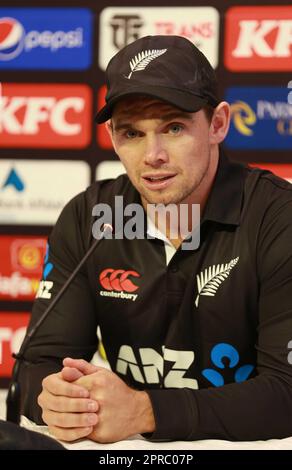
left=18, top=244, right=42, bottom=271
left=230, top=100, right=256, bottom=136
left=30, top=278, right=40, bottom=294
left=277, top=119, right=292, bottom=136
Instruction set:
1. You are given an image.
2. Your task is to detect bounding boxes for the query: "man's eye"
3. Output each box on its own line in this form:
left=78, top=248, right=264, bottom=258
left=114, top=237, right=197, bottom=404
left=168, top=124, right=183, bottom=135
left=125, top=129, right=138, bottom=139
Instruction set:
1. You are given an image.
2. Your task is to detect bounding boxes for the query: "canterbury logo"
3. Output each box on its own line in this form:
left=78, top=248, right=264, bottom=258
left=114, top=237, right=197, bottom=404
left=99, top=268, right=140, bottom=293
left=195, top=257, right=239, bottom=307
left=126, top=49, right=167, bottom=79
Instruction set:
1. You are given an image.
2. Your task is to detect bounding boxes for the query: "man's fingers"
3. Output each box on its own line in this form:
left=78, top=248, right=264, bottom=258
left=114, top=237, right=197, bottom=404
left=43, top=409, right=98, bottom=429
left=62, top=366, right=83, bottom=382
left=48, top=425, right=94, bottom=443
left=63, top=358, right=101, bottom=375
left=38, top=390, right=99, bottom=413
left=42, top=373, right=89, bottom=398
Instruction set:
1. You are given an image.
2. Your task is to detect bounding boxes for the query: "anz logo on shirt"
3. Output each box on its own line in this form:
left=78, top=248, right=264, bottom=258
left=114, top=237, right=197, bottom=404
left=115, top=342, right=255, bottom=389
left=36, top=244, right=54, bottom=300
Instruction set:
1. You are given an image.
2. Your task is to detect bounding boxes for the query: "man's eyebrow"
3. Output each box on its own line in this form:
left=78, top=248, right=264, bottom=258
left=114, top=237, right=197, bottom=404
left=160, top=111, right=193, bottom=122
left=113, top=122, right=134, bottom=132
left=113, top=112, right=193, bottom=132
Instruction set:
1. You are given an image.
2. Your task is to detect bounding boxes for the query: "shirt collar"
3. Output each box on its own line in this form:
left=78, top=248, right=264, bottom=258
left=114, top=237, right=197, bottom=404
left=201, top=148, right=246, bottom=226
left=146, top=213, right=175, bottom=247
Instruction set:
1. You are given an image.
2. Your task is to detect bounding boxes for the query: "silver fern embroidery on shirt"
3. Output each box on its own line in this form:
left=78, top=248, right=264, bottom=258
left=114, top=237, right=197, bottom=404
left=195, top=257, right=239, bottom=307
left=126, top=49, right=167, bottom=79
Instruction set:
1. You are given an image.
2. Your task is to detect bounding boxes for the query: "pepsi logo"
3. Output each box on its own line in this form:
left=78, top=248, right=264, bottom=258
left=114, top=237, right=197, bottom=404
left=0, top=17, right=24, bottom=60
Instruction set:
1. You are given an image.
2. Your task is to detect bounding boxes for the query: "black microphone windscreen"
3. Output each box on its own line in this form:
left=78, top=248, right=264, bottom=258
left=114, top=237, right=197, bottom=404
left=0, top=419, right=65, bottom=450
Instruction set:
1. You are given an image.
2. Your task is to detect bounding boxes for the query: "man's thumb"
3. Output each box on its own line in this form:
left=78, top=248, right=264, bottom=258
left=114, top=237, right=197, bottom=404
left=61, top=366, right=83, bottom=382
left=63, top=357, right=100, bottom=375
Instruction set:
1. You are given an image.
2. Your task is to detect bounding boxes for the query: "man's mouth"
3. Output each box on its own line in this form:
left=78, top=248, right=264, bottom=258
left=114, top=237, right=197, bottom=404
left=141, top=173, right=176, bottom=189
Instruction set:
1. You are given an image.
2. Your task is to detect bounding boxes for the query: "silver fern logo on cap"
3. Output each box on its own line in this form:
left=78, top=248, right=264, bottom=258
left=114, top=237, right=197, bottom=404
left=195, top=257, right=239, bottom=308
left=126, top=49, right=167, bottom=79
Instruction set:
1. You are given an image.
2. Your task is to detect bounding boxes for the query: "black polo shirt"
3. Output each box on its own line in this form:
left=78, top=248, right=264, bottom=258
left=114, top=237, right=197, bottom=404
left=20, top=150, right=292, bottom=441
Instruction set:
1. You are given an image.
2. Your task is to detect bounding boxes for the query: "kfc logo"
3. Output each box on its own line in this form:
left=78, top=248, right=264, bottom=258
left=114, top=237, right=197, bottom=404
left=0, top=84, right=91, bottom=147
left=225, top=6, right=292, bottom=71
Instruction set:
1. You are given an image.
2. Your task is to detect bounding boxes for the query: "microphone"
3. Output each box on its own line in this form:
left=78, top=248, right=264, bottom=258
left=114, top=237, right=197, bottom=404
left=6, top=223, right=113, bottom=425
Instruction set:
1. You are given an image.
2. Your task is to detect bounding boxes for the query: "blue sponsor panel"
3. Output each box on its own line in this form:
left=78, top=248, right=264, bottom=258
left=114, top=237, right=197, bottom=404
left=225, top=87, right=292, bottom=150
left=0, top=8, right=92, bottom=69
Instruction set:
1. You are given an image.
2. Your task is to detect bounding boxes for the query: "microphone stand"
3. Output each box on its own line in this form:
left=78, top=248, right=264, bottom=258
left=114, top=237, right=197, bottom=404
left=6, top=224, right=113, bottom=424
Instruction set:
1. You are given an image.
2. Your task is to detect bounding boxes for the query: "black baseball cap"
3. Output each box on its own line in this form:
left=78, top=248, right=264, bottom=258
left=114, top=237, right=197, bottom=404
left=95, top=35, right=219, bottom=124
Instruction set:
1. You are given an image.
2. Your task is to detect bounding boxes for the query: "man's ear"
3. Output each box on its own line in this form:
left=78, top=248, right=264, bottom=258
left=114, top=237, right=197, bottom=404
left=209, top=101, right=231, bottom=145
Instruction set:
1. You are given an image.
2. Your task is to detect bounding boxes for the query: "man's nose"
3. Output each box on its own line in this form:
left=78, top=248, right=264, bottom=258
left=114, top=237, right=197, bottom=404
left=143, top=135, right=169, bottom=166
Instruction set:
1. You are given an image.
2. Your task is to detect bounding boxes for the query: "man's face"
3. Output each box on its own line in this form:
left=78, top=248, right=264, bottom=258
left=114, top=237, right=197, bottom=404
left=109, top=98, right=213, bottom=206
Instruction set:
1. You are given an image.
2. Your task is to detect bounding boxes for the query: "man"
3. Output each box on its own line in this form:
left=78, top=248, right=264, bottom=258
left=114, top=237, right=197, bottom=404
left=19, top=35, right=292, bottom=443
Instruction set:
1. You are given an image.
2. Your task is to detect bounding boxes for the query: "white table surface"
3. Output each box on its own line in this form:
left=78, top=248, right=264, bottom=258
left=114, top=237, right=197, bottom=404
left=1, top=388, right=292, bottom=450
